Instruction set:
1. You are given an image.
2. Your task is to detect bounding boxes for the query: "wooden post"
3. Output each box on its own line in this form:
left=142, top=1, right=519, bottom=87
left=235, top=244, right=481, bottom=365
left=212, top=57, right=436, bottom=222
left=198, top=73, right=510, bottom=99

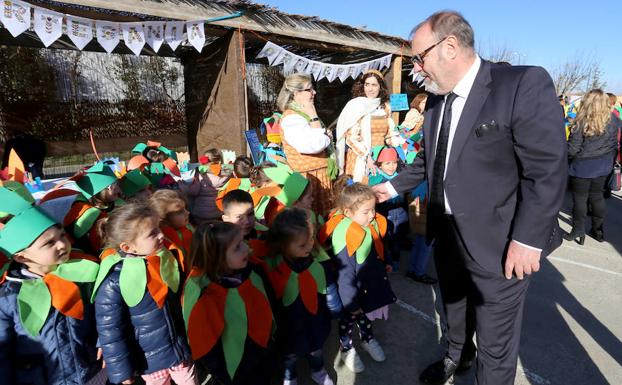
left=391, top=56, right=403, bottom=124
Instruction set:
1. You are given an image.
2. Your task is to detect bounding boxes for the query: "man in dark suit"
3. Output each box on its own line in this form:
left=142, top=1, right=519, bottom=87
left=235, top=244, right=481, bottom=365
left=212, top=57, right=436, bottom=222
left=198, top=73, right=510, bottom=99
left=373, top=11, right=566, bottom=385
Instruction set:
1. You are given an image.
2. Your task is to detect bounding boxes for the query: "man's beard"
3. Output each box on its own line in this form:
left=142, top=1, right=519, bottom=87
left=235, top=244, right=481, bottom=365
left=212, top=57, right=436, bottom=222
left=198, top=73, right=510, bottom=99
left=422, top=77, right=442, bottom=95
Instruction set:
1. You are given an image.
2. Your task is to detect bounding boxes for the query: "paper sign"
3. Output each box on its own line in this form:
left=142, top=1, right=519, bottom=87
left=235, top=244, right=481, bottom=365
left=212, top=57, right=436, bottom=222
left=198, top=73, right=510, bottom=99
left=390, top=94, right=409, bottom=112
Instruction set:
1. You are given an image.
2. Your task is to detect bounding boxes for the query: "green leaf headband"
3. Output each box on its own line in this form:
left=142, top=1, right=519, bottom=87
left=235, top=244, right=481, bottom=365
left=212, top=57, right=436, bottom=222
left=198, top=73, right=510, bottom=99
left=0, top=187, right=57, bottom=256
left=119, top=169, right=152, bottom=197
left=132, top=141, right=178, bottom=162
left=75, top=162, right=118, bottom=199
left=262, top=162, right=309, bottom=206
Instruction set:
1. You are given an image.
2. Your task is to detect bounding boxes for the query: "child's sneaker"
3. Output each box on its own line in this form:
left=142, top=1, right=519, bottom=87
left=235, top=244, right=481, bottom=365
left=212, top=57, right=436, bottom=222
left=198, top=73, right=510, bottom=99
left=362, top=339, right=386, bottom=362
left=283, top=379, right=298, bottom=385
left=340, top=348, right=365, bottom=373
left=311, top=368, right=335, bottom=385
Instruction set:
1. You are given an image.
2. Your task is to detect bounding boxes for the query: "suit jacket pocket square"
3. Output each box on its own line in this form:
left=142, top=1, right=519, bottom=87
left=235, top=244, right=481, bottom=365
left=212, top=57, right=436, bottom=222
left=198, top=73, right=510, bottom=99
left=475, top=120, right=499, bottom=137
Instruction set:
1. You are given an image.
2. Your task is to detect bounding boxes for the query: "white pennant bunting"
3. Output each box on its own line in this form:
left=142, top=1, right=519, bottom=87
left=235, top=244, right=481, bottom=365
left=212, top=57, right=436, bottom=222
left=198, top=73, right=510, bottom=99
left=336, top=65, right=349, bottom=82
left=96, top=20, right=120, bottom=53
left=144, top=21, right=165, bottom=53
left=282, top=53, right=301, bottom=74
left=0, top=0, right=31, bottom=37
left=255, top=41, right=393, bottom=83
left=186, top=21, right=205, bottom=53
left=121, top=23, right=145, bottom=56
left=165, top=21, right=184, bottom=51
left=307, top=61, right=321, bottom=80
left=324, top=65, right=338, bottom=83
left=381, top=54, right=392, bottom=69
left=66, top=16, right=93, bottom=50
left=33, top=7, right=63, bottom=47
left=256, top=41, right=278, bottom=59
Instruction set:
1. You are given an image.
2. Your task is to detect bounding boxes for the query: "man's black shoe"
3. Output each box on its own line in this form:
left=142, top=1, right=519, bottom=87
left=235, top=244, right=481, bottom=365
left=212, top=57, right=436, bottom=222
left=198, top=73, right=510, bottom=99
left=455, top=357, right=473, bottom=374
left=406, top=272, right=438, bottom=285
left=419, top=357, right=457, bottom=384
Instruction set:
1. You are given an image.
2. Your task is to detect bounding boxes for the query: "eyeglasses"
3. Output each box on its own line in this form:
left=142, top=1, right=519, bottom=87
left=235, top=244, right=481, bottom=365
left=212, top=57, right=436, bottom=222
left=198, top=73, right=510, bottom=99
left=300, top=87, right=315, bottom=93
left=411, top=37, right=447, bottom=66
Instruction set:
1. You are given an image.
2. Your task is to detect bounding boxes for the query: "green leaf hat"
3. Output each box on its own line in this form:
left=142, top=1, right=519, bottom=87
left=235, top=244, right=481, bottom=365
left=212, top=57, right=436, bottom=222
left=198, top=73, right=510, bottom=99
left=262, top=162, right=309, bottom=206
left=119, top=169, right=152, bottom=198
left=75, top=162, right=118, bottom=199
left=0, top=187, right=57, bottom=256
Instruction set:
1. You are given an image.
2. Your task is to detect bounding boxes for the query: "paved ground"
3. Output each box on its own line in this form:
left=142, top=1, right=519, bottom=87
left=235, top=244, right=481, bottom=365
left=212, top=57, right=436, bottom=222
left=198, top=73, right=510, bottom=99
left=290, top=191, right=622, bottom=385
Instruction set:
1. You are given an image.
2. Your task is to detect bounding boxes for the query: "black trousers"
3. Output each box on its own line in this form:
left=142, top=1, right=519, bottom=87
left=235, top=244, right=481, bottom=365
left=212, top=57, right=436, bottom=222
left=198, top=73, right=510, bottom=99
left=569, top=175, right=608, bottom=234
left=433, top=215, right=530, bottom=385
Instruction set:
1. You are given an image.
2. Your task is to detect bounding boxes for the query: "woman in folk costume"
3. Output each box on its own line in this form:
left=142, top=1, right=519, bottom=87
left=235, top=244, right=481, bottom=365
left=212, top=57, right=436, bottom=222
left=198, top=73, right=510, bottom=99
left=0, top=185, right=103, bottom=385
left=277, top=73, right=335, bottom=215
left=336, top=70, right=397, bottom=183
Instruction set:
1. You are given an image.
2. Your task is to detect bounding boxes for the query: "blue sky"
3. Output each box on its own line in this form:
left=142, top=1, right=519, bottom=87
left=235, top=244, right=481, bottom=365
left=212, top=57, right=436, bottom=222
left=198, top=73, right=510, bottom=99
left=258, top=0, right=622, bottom=94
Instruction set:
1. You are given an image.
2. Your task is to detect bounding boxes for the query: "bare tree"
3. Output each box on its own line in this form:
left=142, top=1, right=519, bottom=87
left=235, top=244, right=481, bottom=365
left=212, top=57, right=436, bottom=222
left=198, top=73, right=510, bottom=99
left=477, top=42, right=525, bottom=64
left=551, top=52, right=605, bottom=95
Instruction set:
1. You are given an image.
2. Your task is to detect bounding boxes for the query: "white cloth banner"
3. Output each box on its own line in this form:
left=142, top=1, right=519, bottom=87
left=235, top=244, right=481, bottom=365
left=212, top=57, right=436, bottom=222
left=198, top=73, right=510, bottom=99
left=144, top=21, right=165, bottom=53
left=283, top=53, right=303, bottom=74
left=33, top=7, right=63, bottom=47
left=165, top=21, right=184, bottom=51
left=256, top=41, right=279, bottom=59
left=121, top=23, right=145, bottom=56
left=336, top=65, right=350, bottom=82
left=96, top=20, right=120, bottom=53
left=1, top=0, right=31, bottom=37
left=324, top=65, right=338, bottom=83
left=66, top=16, right=93, bottom=50
left=186, top=21, right=205, bottom=53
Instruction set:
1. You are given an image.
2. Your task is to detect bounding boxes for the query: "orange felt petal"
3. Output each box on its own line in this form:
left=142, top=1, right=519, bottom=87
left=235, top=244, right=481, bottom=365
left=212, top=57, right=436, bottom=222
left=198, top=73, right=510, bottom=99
left=346, top=222, right=366, bottom=257
left=369, top=225, right=384, bottom=261
left=216, top=179, right=241, bottom=211
left=249, top=239, right=269, bottom=260
left=146, top=255, right=168, bottom=308
left=63, top=201, right=94, bottom=227
left=251, top=186, right=282, bottom=206
left=127, top=155, right=150, bottom=171
left=8, top=149, right=25, bottom=182
left=44, top=274, right=84, bottom=320
left=239, top=279, right=272, bottom=348
left=298, top=271, right=318, bottom=315
left=147, top=140, right=162, bottom=148
left=209, top=164, right=221, bottom=176
left=163, top=158, right=181, bottom=177
left=187, top=284, right=227, bottom=360
left=318, top=213, right=344, bottom=245
left=264, top=199, right=285, bottom=226
left=268, top=261, right=291, bottom=299
left=375, top=214, right=387, bottom=237
left=100, top=248, right=117, bottom=261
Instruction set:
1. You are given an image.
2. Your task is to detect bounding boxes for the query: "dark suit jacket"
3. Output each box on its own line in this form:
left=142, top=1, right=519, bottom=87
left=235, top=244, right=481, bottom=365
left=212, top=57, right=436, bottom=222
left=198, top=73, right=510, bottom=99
left=391, top=60, right=567, bottom=274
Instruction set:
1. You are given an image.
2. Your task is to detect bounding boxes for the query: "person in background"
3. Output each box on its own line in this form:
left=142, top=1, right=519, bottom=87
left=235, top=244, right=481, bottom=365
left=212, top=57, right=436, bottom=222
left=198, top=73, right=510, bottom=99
left=565, top=89, right=621, bottom=244
left=401, top=93, right=428, bottom=135
left=336, top=70, right=396, bottom=183
left=180, top=148, right=229, bottom=225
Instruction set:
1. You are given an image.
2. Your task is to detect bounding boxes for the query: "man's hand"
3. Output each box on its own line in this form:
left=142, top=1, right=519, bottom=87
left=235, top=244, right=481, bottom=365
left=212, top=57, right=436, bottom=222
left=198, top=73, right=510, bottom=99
left=504, top=241, right=541, bottom=280
left=371, top=183, right=392, bottom=203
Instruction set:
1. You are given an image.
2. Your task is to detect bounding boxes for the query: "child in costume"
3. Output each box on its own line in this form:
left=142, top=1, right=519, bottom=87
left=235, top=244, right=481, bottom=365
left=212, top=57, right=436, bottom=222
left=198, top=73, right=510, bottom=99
left=93, top=202, right=197, bottom=385
left=405, top=181, right=437, bottom=285
left=0, top=186, right=102, bottom=385
left=320, top=183, right=396, bottom=373
left=182, top=222, right=275, bottom=385
left=129, top=141, right=181, bottom=189
left=180, top=149, right=229, bottom=225
left=149, top=189, right=194, bottom=272
left=222, top=189, right=267, bottom=238
left=367, top=146, right=409, bottom=271
left=119, top=169, right=153, bottom=201
left=265, top=208, right=336, bottom=385
left=63, top=162, right=121, bottom=255
left=215, top=156, right=255, bottom=211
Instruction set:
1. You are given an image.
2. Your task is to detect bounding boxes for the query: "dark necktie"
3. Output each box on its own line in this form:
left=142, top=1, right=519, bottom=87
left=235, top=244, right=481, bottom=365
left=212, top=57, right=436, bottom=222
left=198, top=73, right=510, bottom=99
left=430, top=92, right=458, bottom=217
